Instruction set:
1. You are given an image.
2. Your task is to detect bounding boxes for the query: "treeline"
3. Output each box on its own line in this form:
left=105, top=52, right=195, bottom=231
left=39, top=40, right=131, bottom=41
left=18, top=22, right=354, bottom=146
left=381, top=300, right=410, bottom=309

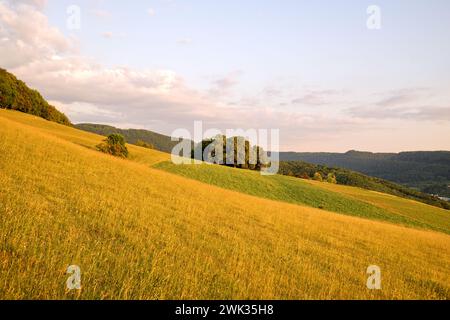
left=193, top=136, right=270, bottom=171
left=279, top=150, right=450, bottom=198
left=0, top=68, right=71, bottom=126
left=279, top=161, right=450, bottom=210
left=76, top=123, right=193, bottom=154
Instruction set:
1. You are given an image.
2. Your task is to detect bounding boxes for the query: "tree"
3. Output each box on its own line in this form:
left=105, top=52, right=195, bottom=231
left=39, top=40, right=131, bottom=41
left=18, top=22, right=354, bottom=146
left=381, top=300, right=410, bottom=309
left=0, top=68, right=71, bottom=126
left=193, top=135, right=268, bottom=172
left=327, top=173, right=337, bottom=184
left=313, top=172, right=323, bottom=182
left=298, top=173, right=310, bottom=180
left=97, top=134, right=129, bottom=158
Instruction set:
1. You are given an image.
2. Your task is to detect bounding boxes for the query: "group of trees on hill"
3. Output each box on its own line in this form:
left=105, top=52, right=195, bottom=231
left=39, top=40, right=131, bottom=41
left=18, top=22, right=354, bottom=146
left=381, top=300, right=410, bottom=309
left=192, top=135, right=270, bottom=171
left=0, top=68, right=71, bottom=126
left=309, top=172, right=337, bottom=184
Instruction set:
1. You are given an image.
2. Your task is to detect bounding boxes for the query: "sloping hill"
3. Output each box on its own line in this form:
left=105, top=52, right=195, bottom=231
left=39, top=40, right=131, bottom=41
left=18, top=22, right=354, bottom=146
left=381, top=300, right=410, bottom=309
left=278, top=161, right=450, bottom=210
left=279, top=150, right=450, bottom=198
left=0, top=69, right=71, bottom=126
left=155, top=161, right=450, bottom=234
left=1, top=109, right=450, bottom=300
left=75, top=123, right=449, bottom=209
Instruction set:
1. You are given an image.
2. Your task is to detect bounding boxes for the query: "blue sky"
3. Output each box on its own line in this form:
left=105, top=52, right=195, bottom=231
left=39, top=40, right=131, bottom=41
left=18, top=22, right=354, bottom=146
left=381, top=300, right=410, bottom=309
left=45, top=0, right=450, bottom=91
left=1, top=0, right=450, bottom=151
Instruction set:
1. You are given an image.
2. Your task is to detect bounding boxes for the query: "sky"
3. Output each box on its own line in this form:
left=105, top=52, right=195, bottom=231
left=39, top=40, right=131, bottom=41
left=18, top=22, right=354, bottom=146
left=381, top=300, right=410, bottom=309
left=1, top=0, right=449, bottom=152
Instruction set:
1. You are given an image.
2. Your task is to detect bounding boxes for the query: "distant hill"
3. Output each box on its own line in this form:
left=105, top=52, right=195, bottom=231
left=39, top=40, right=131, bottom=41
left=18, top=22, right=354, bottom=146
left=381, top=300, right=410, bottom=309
left=75, top=123, right=193, bottom=153
left=279, top=150, right=450, bottom=199
left=278, top=160, right=450, bottom=210
left=0, top=68, right=71, bottom=126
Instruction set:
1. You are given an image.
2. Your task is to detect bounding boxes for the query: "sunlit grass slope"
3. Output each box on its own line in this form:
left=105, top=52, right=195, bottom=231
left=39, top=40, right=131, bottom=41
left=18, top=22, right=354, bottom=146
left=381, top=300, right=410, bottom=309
left=1, top=110, right=449, bottom=299
left=0, top=109, right=170, bottom=167
left=155, top=162, right=450, bottom=234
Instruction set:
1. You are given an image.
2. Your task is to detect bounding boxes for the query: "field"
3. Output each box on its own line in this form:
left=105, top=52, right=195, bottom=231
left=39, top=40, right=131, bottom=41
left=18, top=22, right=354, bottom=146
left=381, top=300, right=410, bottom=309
left=155, top=162, right=450, bottom=234
left=0, top=109, right=449, bottom=299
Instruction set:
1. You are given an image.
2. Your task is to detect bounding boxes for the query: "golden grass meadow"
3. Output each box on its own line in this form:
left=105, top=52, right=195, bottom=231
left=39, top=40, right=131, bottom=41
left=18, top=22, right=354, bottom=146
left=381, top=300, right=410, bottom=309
left=0, top=109, right=449, bottom=300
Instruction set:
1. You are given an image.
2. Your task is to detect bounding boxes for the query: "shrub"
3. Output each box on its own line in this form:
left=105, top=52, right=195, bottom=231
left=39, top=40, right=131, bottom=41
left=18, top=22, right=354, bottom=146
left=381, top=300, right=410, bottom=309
left=313, top=172, right=323, bottom=182
left=327, top=173, right=337, bottom=184
left=97, top=134, right=129, bottom=158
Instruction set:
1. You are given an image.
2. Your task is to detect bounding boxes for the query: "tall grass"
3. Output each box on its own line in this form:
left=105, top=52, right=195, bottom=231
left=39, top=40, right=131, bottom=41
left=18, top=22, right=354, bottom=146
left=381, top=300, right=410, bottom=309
left=0, top=110, right=449, bottom=299
left=155, top=161, right=450, bottom=234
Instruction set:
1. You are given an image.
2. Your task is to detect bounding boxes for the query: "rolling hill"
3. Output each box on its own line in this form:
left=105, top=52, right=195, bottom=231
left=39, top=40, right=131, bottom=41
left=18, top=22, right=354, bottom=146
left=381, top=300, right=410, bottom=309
left=1, top=109, right=449, bottom=299
left=277, top=161, right=450, bottom=210
left=74, top=123, right=450, bottom=208
left=279, top=150, right=450, bottom=199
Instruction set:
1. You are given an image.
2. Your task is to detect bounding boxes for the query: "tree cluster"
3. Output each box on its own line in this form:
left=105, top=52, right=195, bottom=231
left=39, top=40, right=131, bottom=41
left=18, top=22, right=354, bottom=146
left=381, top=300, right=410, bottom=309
left=0, top=68, right=71, bottom=126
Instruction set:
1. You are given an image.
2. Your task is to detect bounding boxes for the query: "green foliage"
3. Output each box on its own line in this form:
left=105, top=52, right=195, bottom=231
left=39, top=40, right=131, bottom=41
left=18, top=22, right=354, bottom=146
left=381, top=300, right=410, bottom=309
left=97, top=134, right=129, bottom=158
left=422, top=183, right=450, bottom=198
left=136, top=139, right=154, bottom=149
left=327, top=173, right=337, bottom=184
left=313, top=172, right=323, bottom=182
left=76, top=123, right=193, bottom=153
left=0, top=68, right=71, bottom=125
left=192, top=135, right=269, bottom=171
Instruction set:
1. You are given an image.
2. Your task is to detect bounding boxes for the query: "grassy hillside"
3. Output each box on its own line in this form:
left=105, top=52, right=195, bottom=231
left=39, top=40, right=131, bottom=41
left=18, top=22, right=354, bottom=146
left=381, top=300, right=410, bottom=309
left=1, top=109, right=449, bottom=299
left=76, top=123, right=450, bottom=208
left=278, top=161, right=450, bottom=210
left=0, top=69, right=71, bottom=126
left=155, top=161, right=450, bottom=235
left=279, top=150, right=450, bottom=198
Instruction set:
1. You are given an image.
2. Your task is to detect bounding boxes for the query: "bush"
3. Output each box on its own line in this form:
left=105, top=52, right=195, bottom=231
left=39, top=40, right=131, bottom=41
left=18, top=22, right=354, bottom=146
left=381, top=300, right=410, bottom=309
left=313, top=172, right=323, bottom=182
left=97, top=134, right=129, bottom=158
left=327, top=173, right=337, bottom=184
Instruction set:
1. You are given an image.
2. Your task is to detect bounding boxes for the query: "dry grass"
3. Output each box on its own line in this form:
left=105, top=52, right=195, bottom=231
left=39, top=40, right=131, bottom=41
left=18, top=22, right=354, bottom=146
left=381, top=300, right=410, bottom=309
left=155, top=161, right=450, bottom=234
left=0, top=110, right=449, bottom=299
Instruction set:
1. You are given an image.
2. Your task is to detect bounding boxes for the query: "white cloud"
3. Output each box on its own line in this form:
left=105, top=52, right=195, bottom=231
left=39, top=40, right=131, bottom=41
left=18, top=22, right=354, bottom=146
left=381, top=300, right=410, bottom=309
left=0, top=1, right=72, bottom=68
left=147, top=8, right=155, bottom=16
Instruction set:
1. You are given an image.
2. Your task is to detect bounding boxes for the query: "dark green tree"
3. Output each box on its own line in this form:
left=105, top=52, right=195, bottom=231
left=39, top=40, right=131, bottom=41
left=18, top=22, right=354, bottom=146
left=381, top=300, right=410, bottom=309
left=97, top=134, right=129, bottom=158
left=0, top=68, right=71, bottom=125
